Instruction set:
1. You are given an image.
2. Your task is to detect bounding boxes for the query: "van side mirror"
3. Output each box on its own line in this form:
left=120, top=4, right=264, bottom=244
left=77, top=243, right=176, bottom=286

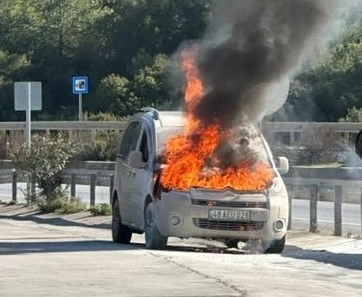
left=127, top=151, right=146, bottom=169
left=276, top=156, right=289, bottom=175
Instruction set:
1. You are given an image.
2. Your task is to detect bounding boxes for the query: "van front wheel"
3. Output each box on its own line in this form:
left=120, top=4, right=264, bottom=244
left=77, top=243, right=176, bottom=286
left=144, top=202, right=168, bottom=250
left=263, top=235, right=285, bottom=254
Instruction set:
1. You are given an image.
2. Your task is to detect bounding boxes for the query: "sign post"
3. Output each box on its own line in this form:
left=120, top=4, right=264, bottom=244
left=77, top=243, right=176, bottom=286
left=72, top=76, right=88, bottom=121
left=15, top=81, right=42, bottom=149
left=14, top=81, right=42, bottom=205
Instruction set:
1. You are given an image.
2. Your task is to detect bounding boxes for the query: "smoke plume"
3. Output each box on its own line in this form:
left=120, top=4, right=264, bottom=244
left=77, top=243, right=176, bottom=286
left=194, top=0, right=341, bottom=127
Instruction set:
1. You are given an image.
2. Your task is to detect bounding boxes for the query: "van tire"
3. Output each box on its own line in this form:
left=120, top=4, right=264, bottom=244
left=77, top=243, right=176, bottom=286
left=112, top=199, right=132, bottom=244
left=145, top=202, right=168, bottom=250
left=225, top=239, right=239, bottom=249
left=263, top=235, right=285, bottom=254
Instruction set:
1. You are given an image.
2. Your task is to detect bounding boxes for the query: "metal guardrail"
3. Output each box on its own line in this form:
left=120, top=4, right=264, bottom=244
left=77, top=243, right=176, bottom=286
left=1, top=168, right=361, bottom=236
left=0, top=121, right=127, bottom=131
left=0, top=169, right=114, bottom=207
left=263, top=121, right=362, bottom=134
left=0, top=121, right=361, bottom=133
left=286, top=184, right=351, bottom=236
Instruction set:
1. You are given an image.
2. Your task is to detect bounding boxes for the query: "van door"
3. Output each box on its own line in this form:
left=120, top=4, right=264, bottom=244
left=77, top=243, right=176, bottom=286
left=116, top=121, right=142, bottom=224
left=127, top=125, right=154, bottom=229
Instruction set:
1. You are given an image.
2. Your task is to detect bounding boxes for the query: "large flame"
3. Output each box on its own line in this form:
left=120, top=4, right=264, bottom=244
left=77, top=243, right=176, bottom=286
left=159, top=49, right=273, bottom=191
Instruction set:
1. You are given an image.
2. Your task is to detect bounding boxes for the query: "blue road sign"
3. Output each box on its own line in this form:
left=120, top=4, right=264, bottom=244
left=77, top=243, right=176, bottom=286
left=72, top=76, right=89, bottom=94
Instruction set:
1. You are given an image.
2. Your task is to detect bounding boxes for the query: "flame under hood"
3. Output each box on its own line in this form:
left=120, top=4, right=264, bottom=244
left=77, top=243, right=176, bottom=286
left=159, top=49, right=274, bottom=192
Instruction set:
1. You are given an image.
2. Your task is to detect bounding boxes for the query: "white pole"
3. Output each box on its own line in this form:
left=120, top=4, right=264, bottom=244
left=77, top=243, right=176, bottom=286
left=79, top=93, right=82, bottom=121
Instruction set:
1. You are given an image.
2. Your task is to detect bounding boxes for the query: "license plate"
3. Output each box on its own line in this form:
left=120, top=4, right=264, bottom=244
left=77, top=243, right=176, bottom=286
left=208, top=209, right=250, bottom=221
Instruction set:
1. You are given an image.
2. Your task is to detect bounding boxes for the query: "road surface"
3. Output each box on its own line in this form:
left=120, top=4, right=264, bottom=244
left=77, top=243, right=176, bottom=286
left=0, top=205, right=361, bottom=297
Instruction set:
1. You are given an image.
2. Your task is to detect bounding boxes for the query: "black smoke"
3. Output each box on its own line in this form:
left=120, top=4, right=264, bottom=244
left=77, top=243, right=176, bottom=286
left=194, top=0, right=340, bottom=127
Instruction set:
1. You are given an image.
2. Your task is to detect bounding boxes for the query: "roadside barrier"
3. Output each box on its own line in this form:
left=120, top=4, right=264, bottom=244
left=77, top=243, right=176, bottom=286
left=1, top=168, right=361, bottom=236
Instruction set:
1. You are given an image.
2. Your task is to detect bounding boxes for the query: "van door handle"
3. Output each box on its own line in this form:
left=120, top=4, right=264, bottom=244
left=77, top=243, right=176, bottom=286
left=127, top=171, right=136, bottom=178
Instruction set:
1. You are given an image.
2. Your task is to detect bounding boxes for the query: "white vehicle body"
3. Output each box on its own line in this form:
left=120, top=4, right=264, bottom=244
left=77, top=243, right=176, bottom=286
left=112, top=109, right=289, bottom=252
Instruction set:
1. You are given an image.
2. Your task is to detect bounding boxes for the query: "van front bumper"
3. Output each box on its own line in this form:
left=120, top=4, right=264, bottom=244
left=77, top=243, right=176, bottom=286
left=154, top=189, right=288, bottom=241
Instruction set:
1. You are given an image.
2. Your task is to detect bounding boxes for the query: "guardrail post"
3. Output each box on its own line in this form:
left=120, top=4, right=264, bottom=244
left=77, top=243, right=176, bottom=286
left=287, top=184, right=293, bottom=230
left=109, top=174, right=114, bottom=205
left=361, top=188, right=362, bottom=235
left=309, top=185, right=318, bottom=233
left=71, top=174, right=76, bottom=198
left=334, top=186, right=342, bottom=236
left=26, top=171, right=31, bottom=207
left=12, top=170, right=17, bottom=203
left=31, top=173, right=36, bottom=204
left=90, top=174, right=96, bottom=207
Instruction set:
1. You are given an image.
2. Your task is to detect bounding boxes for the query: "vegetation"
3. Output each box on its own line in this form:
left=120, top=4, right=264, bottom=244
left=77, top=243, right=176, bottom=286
left=0, top=1, right=361, bottom=171
left=37, top=196, right=87, bottom=214
left=0, top=0, right=211, bottom=120
left=272, top=18, right=362, bottom=122
left=0, top=1, right=359, bottom=122
left=89, top=203, right=112, bottom=216
left=338, top=107, right=362, bottom=122
left=11, top=134, right=78, bottom=208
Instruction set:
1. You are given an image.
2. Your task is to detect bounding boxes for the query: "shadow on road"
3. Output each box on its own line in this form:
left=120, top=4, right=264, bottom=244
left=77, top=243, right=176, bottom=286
left=0, top=205, right=111, bottom=230
left=163, top=244, right=246, bottom=255
left=0, top=240, right=144, bottom=255
left=283, top=245, right=362, bottom=270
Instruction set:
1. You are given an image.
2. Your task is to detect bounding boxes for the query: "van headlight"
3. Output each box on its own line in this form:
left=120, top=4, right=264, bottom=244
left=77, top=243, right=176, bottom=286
left=269, top=177, right=285, bottom=195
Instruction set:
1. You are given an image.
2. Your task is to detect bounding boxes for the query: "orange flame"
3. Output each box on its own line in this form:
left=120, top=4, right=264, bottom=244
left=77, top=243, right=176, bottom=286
left=159, top=48, right=273, bottom=191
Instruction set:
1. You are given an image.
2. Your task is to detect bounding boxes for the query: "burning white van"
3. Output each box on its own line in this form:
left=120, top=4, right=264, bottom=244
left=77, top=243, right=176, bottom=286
left=111, top=108, right=289, bottom=253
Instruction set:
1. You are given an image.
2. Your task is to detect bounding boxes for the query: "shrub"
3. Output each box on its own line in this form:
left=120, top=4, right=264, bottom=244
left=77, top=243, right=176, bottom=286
left=11, top=134, right=78, bottom=206
left=89, top=203, right=112, bottom=216
left=37, top=196, right=67, bottom=213
left=38, top=196, right=86, bottom=214
left=58, top=198, right=87, bottom=214
left=70, top=112, right=125, bottom=161
left=338, top=107, right=362, bottom=122
left=298, top=125, right=345, bottom=164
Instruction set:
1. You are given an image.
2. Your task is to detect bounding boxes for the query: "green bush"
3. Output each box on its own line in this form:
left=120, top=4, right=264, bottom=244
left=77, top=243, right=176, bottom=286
left=0, top=199, right=17, bottom=206
left=37, top=197, right=67, bottom=213
left=58, top=198, right=87, bottom=214
left=69, top=112, right=125, bottom=161
left=38, top=195, right=86, bottom=214
left=11, top=134, right=78, bottom=207
left=89, top=203, right=112, bottom=216
left=338, top=107, right=362, bottom=122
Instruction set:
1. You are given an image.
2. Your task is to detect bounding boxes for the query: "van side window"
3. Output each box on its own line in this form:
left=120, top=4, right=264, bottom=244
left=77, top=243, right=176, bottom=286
left=119, top=122, right=141, bottom=160
left=139, top=131, right=149, bottom=163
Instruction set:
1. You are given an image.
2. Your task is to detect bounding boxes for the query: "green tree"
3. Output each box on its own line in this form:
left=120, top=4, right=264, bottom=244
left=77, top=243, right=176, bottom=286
left=90, top=74, right=139, bottom=116
left=338, top=106, right=362, bottom=122
left=0, top=50, right=31, bottom=120
left=276, top=18, right=362, bottom=122
left=91, top=0, right=211, bottom=76
left=0, top=0, right=211, bottom=119
left=133, top=54, right=170, bottom=108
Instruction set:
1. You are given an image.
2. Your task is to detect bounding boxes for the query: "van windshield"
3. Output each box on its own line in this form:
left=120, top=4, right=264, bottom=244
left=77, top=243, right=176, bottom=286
left=157, top=124, right=273, bottom=169
left=157, top=126, right=185, bottom=154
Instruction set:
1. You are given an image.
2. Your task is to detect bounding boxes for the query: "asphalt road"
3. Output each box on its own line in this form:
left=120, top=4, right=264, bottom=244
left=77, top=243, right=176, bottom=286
left=0, top=208, right=361, bottom=297
left=292, top=199, right=362, bottom=235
